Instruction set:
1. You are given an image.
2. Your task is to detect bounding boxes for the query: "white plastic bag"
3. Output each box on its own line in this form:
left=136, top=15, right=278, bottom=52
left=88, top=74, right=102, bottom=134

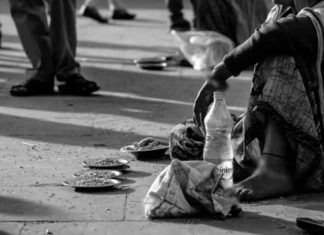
left=172, top=30, right=234, bottom=70
left=144, top=159, right=241, bottom=219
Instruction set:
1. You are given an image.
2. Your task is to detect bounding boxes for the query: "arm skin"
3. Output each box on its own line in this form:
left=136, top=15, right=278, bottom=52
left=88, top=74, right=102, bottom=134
left=220, top=13, right=318, bottom=78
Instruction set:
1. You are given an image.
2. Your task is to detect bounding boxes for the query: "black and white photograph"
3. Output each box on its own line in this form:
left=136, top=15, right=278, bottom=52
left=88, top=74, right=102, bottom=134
left=0, top=0, right=323, bottom=234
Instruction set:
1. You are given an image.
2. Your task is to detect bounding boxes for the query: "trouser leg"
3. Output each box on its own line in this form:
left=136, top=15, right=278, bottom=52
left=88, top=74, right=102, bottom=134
left=50, top=0, right=80, bottom=81
left=166, top=0, right=184, bottom=22
left=111, top=0, right=127, bottom=10
left=9, top=0, right=54, bottom=80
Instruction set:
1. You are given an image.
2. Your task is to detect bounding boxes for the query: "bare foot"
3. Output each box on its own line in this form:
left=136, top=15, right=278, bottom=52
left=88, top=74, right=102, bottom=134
left=225, top=159, right=294, bottom=201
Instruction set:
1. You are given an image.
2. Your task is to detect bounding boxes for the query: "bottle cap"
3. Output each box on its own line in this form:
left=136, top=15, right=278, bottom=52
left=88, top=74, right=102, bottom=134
left=214, top=91, right=225, bottom=99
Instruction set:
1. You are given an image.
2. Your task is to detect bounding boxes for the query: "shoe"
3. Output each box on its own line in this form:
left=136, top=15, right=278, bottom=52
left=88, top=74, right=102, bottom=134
left=58, top=74, right=100, bottom=96
left=112, top=9, right=136, bottom=20
left=81, top=6, right=108, bottom=23
left=10, top=78, right=54, bottom=96
left=170, top=19, right=191, bottom=32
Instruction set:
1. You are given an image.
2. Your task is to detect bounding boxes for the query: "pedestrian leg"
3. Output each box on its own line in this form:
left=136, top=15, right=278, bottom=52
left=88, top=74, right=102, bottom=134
left=166, top=0, right=190, bottom=31
left=50, top=0, right=80, bottom=80
left=51, top=0, right=100, bottom=95
left=9, top=0, right=55, bottom=96
left=9, top=0, right=54, bottom=75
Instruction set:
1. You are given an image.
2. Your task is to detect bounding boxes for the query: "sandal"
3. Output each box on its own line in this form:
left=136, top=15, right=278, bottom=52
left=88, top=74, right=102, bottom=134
left=58, top=74, right=100, bottom=96
left=10, top=79, right=54, bottom=96
left=112, top=9, right=136, bottom=20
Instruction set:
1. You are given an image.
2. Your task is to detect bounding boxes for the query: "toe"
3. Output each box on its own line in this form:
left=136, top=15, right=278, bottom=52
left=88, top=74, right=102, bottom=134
left=239, top=189, right=253, bottom=202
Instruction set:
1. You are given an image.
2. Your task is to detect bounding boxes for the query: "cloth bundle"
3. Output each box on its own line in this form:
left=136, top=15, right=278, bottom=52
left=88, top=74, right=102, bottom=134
left=144, top=159, right=241, bottom=219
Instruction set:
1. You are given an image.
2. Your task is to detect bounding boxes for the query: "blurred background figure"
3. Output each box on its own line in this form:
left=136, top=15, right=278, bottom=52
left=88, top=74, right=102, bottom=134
left=167, top=0, right=272, bottom=45
left=194, top=0, right=273, bottom=45
left=166, top=0, right=197, bottom=31
left=78, top=0, right=136, bottom=24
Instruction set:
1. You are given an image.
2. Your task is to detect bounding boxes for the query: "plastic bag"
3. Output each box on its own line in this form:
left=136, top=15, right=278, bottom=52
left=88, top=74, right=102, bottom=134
left=144, top=159, right=241, bottom=219
left=172, top=30, right=234, bottom=70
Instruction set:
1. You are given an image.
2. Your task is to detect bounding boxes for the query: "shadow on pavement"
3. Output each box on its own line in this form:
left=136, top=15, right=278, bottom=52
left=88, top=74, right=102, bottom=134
left=75, top=187, right=135, bottom=195
left=0, top=113, right=152, bottom=148
left=0, top=195, right=60, bottom=216
left=121, top=170, right=152, bottom=178
left=0, top=231, right=12, bottom=235
left=197, top=211, right=301, bottom=235
left=78, top=40, right=176, bottom=54
left=264, top=193, right=324, bottom=213
left=0, top=34, right=249, bottom=150
left=2, top=34, right=176, bottom=54
left=136, top=157, right=171, bottom=165
left=155, top=211, right=301, bottom=235
left=0, top=0, right=191, bottom=13
left=0, top=66, right=200, bottom=120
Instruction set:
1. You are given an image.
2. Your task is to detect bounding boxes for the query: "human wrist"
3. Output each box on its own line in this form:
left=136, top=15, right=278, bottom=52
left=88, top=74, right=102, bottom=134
left=210, top=62, right=231, bottom=83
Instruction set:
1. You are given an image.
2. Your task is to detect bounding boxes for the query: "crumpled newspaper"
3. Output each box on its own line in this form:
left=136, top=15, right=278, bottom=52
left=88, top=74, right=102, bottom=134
left=144, top=159, right=241, bottom=219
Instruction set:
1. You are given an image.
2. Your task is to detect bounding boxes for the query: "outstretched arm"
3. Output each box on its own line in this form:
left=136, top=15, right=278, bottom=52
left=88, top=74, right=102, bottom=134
left=223, top=14, right=317, bottom=76
left=193, top=13, right=317, bottom=131
left=193, top=62, right=231, bottom=132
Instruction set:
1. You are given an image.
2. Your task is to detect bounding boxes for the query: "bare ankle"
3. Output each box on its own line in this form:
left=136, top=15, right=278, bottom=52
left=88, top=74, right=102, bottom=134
left=259, top=153, right=291, bottom=175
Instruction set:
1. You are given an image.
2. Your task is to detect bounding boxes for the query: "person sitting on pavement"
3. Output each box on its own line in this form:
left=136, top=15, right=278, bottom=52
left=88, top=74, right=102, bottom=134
left=170, top=0, right=324, bottom=201
left=9, top=0, right=100, bottom=96
left=78, top=0, right=136, bottom=24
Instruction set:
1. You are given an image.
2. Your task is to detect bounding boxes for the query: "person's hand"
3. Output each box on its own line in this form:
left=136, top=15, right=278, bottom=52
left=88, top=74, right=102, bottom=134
left=193, top=62, right=231, bottom=135
left=193, top=80, right=228, bottom=135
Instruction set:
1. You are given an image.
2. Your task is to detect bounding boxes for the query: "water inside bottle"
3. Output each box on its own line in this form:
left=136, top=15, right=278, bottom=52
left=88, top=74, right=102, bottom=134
left=203, top=92, right=234, bottom=187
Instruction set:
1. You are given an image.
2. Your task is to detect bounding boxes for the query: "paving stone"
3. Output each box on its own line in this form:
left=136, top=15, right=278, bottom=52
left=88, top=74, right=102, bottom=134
left=0, top=223, right=22, bottom=235
left=20, top=222, right=192, bottom=235
left=0, top=187, right=126, bottom=222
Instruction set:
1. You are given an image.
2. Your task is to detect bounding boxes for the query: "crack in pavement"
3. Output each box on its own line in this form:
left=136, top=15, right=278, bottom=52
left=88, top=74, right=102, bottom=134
left=18, top=222, right=26, bottom=235
left=123, top=193, right=128, bottom=221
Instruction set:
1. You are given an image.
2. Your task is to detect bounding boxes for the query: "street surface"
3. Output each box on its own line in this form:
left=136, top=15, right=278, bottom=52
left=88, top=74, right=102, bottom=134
left=0, top=0, right=323, bottom=234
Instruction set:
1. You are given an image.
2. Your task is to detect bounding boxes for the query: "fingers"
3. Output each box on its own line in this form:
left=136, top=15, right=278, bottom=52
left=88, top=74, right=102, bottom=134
left=238, top=189, right=253, bottom=202
left=193, top=112, right=206, bottom=136
left=193, top=114, right=200, bottom=128
left=199, top=113, right=206, bottom=136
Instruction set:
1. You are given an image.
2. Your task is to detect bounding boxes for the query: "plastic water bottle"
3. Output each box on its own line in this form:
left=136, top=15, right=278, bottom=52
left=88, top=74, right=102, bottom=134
left=203, top=91, right=234, bottom=188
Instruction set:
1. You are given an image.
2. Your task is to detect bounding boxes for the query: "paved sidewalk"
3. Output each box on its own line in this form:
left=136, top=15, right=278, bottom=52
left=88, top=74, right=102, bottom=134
left=0, top=1, right=323, bottom=234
